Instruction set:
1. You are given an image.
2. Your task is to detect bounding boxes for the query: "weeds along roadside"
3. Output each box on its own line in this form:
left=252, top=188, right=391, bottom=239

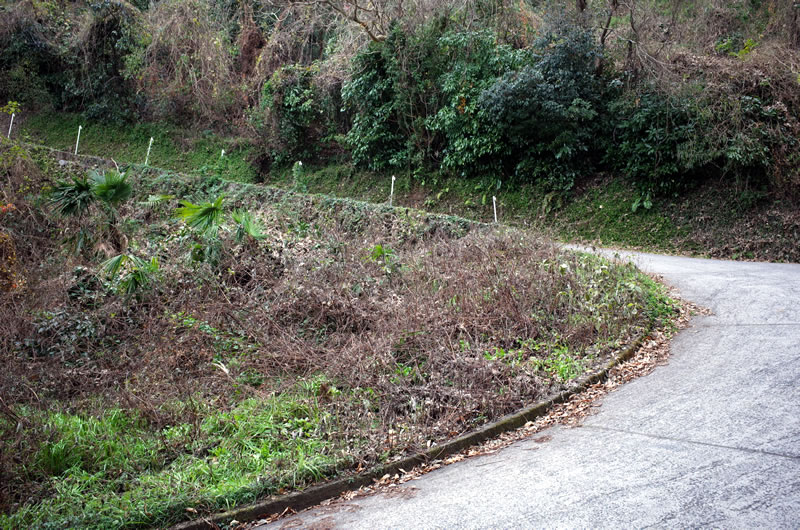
left=0, top=140, right=679, bottom=528
left=14, top=110, right=800, bottom=264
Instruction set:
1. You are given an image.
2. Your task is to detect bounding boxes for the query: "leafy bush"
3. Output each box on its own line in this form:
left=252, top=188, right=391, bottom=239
left=252, top=63, right=324, bottom=166
left=343, top=20, right=604, bottom=190
left=714, top=94, right=797, bottom=195
left=0, top=2, right=69, bottom=109
left=26, top=309, right=101, bottom=359
left=342, top=24, right=442, bottom=171
left=479, top=24, right=603, bottom=191
left=73, top=1, right=147, bottom=122
left=427, top=30, right=528, bottom=180
left=0, top=1, right=146, bottom=122
left=605, top=90, right=712, bottom=197
left=608, top=86, right=798, bottom=199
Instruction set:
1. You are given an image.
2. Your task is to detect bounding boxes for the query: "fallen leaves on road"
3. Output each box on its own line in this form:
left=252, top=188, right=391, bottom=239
left=246, top=287, right=706, bottom=529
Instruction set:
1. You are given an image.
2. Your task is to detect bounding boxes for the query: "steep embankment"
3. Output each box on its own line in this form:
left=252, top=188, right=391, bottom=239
left=0, top=140, right=678, bottom=528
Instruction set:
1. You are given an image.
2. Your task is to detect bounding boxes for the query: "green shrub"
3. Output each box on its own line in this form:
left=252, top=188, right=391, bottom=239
left=342, top=21, right=449, bottom=171
left=0, top=2, right=67, bottom=109
left=252, top=63, right=324, bottom=166
left=74, top=1, right=147, bottom=122
left=478, top=23, right=602, bottom=191
left=25, top=309, right=100, bottom=359
left=605, top=90, right=713, bottom=197
left=716, top=95, right=795, bottom=192
left=0, top=1, right=146, bottom=122
left=427, top=30, right=528, bottom=180
left=607, top=88, right=795, bottom=198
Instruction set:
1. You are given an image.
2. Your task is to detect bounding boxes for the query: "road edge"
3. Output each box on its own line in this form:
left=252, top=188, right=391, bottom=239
left=172, top=332, right=648, bottom=529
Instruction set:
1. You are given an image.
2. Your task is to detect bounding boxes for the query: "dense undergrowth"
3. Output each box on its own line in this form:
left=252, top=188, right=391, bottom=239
left=0, top=137, right=676, bottom=527
left=2, top=0, right=798, bottom=265
left=0, top=0, right=798, bottom=525
left=17, top=112, right=800, bottom=263
left=1, top=0, right=799, bottom=201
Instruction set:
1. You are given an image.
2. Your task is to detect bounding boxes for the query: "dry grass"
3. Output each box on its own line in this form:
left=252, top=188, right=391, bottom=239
left=0, top=146, right=676, bottom=524
left=249, top=291, right=706, bottom=528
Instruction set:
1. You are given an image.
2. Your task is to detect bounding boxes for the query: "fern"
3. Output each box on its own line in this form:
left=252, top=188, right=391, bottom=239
left=140, top=194, right=175, bottom=210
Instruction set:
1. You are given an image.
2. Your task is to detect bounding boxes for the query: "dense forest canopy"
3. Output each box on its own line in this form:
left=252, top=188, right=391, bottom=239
left=1, top=0, right=799, bottom=198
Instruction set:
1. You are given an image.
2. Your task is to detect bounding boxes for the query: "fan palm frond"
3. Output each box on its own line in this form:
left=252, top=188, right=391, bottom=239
left=121, top=256, right=158, bottom=297
left=91, top=169, right=132, bottom=206
left=102, top=254, right=159, bottom=297
left=231, top=209, right=265, bottom=243
left=51, top=177, right=94, bottom=217
left=101, top=253, right=129, bottom=279
left=175, top=195, right=225, bottom=236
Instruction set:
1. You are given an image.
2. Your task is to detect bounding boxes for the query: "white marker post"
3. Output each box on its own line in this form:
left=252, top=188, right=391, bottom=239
left=220, top=149, right=225, bottom=158
left=389, top=175, right=395, bottom=207
left=493, top=196, right=497, bottom=223
left=144, top=137, right=154, bottom=166
left=7, top=113, right=14, bottom=139
left=74, top=125, right=82, bottom=156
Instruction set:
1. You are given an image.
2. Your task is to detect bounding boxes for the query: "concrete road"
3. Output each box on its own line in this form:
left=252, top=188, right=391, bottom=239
left=263, top=251, right=800, bottom=529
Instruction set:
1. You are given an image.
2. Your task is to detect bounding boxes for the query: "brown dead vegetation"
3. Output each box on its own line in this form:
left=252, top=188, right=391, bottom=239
left=0, top=145, right=673, bottom=511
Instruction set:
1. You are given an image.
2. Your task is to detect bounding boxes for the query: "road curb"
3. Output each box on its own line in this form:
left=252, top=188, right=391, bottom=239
left=172, top=332, right=648, bottom=530
left=19, top=141, right=650, bottom=528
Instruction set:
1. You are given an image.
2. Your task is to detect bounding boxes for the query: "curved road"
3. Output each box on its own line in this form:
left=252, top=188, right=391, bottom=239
left=265, top=251, right=800, bottom=528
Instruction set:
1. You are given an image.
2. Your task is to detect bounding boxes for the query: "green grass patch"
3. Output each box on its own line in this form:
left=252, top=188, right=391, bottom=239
left=554, top=179, right=684, bottom=251
left=21, top=113, right=256, bottom=183
left=2, top=387, right=345, bottom=529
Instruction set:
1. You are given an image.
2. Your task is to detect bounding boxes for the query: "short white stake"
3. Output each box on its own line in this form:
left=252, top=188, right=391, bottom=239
left=389, top=175, right=395, bottom=207
left=7, top=113, right=14, bottom=139
left=493, top=196, right=497, bottom=223
left=220, top=149, right=225, bottom=158
left=144, top=137, right=153, bottom=166
left=74, top=125, right=82, bottom=156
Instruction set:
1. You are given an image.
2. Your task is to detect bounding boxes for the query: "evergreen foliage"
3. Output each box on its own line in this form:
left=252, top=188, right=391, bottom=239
left=1, top=0, right=797, bottom=196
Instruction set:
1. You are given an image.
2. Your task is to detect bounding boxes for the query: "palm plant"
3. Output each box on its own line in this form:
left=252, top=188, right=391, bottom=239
left=51, top=169, right=132, bottom=217
left=51, top=168, right=133, bottom=255
left=231, top=209, right=266, bottom=243
left=50, top=176, right=95, bottom=217
left=50, top=168, right=133, bottom=254
left=90, top=169, right=132, bottom=207
left=175, top=195, right=225, bottom=236
left=102, top=253, right=159, bottom=298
